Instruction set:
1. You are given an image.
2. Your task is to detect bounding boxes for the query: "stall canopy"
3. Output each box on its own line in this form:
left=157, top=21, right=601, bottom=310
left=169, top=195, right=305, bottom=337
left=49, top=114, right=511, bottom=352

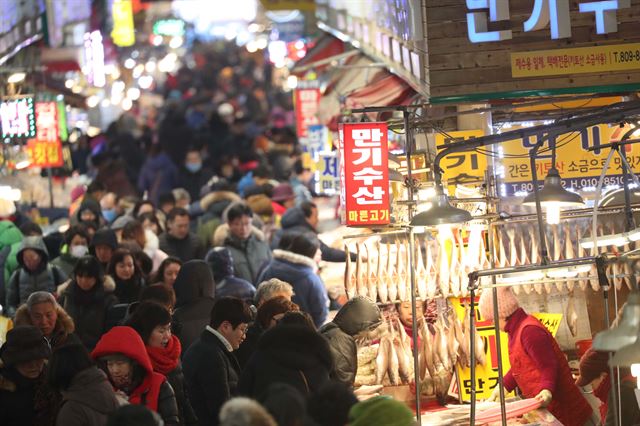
left=318, top=54, right=387, bottom=130
left=345, top=74, right=416, bottom=112
left=41, top=48, right=82, bottom=73
left=291, top=34, right=345, bottom=76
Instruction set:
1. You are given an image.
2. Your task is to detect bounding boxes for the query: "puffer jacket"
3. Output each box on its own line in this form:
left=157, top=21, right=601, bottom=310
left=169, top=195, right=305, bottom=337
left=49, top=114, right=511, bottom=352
left=0, top=220, right=22, bottom=307
left=172, top=260, right=216, bottom=355
left=6, top=236, right=67, bottom=317
left=57, top=277, right=118, bottom=351
left=223, top=233, right=272, bottom=285
left=91, top=326, right=179, bottom=425
left=238, top=324, right=333, bottom=398
left=319, top=297, right=381, bottom=387
left=137, top=153, right=179, bottom=206
left=273, top=207, right=355, bottom=262
left=14, top=303, right=81, bottom=350
left=257, top=249, right=328, bottom=327
left=196, top=191, right=241, bottom=249
left=0, top=365, right=59, bottom=426
left=205, top=247, right=255, bottom=302
left=56, top=367, right=120, bottom=426
left=51, top=250, right=80, bottom=278
left=158, top=232, right=205, bottom=263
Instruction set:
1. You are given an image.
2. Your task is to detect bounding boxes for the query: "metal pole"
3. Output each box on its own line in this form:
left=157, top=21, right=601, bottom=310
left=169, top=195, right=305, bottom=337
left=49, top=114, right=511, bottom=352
left=469, top=276, right=478, bottom=423
left=529, top=135, right=552, bottom=263
left=47, top=167, right=54, bottom=208
left=487, top=223, right=508, bottom=426
left=616, top=144, right=635, bottom=233
left=403, top=108, right=422, bottom=425
left=596, top=256, right=620, bottom=426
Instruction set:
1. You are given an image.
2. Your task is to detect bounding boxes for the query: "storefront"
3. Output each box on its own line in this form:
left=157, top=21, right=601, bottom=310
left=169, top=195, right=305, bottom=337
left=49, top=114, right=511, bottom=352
left=306, top=1, right=640, bottom=424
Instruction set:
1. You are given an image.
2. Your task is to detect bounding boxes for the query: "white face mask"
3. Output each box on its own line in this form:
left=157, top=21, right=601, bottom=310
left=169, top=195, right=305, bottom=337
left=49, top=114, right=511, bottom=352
left=70, top=245, right=89, bottom=258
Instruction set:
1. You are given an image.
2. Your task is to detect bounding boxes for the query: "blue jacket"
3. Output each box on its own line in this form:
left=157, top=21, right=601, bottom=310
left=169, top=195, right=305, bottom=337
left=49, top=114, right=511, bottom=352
left=257, top=249, right=328, bottom=327
left=137, top=153, right=179, bottom=205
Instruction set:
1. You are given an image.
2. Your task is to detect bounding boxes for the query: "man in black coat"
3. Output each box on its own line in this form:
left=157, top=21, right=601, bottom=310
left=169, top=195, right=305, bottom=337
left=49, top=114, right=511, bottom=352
left=159, top=207, right=206, bottom=262
left=271, top=202, right=356, bottom=262
left=182, top=297, right=252, bottom=426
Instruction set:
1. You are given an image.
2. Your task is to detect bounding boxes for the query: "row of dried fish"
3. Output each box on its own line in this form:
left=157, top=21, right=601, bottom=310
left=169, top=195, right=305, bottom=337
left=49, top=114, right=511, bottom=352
left=357, top=307, right=486, bottom=398
left=344, top=221, right=638, bottom=302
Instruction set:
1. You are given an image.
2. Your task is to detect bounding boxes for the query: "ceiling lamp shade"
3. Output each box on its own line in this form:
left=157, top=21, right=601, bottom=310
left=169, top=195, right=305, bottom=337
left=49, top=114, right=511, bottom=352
left=593, top=292, right=640, bottom=352
left=410, top=185, right=472, bottom=227
left=522, top=168, right=585, bottom=207
left=610, top=338, right=640, bottom=367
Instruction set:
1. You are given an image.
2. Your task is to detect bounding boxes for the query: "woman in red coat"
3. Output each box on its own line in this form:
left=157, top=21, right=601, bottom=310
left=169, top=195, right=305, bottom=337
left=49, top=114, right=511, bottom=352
left=91, top=326, right=180, bottom=425
left=479, top=287, right=597, bottom=426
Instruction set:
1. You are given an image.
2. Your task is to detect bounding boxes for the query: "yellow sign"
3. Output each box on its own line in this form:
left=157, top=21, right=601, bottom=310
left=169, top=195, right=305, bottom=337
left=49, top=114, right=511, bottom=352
left=511, top=43, right=640, bottom=78
left=259, top=0, right=315, bottom=11
left=532, top=313, right=563, bottom=337
left=435, top=130, right=488, bottom=192
left=501, top=123, right=640, bottom=195
left=451, top=297, right=561, bottom=402
left=111, top=0, right=135, bottom=47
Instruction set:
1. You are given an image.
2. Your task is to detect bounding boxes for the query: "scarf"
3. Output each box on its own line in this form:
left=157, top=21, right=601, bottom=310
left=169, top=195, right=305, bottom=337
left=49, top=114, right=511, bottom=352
left=146, top=334, right=181, bottom=375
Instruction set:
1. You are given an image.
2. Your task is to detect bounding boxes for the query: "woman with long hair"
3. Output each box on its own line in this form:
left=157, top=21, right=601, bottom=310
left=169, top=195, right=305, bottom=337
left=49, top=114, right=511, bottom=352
left=107, top=249, right=145, bottom=304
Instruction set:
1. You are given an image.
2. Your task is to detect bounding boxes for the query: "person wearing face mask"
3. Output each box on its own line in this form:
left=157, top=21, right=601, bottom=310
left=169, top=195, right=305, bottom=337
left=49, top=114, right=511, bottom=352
left=57, top=256, right=118, bottom=350
left=91, top=326, right=180, bottom=425
left=127, top=301, right=198, bottom=426
left=0, top=326, right=58, bottom=426
left=122, top=220, right=168, bottom=275
left=14, top=291, right=81, bottom=349
left=179, top=148, right=214, bottom=201
left=51, top=225, right=92, bottom=277
left=6, top=236, right=67, bottom=317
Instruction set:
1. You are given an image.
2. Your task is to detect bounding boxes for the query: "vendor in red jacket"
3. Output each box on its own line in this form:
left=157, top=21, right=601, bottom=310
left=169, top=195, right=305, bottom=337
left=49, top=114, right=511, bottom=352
left=479, top=287, right=596, bottom=426
left=92, top=326, right=180, bottom=425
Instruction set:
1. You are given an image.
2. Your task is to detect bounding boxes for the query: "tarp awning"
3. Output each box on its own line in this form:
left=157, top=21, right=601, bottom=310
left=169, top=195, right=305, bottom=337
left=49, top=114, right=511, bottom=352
left=317, top=54, right=387, bottom=130
left=345, top=74, right=416, bottom=111
left=292, top=34, right=345, bottom=76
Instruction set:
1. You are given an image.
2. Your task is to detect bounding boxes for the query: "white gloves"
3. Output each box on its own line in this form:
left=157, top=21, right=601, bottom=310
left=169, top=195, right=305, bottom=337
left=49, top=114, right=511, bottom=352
left=535, top=389, right=553, bottom=407
left=486, top=386, right=501, bottom=402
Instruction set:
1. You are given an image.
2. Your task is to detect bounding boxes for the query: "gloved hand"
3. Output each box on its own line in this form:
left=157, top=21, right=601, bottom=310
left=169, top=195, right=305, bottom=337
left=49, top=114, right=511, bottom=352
left=534, top=389, right=553, bottom=407
left=486, top=386, right=501, bottom=402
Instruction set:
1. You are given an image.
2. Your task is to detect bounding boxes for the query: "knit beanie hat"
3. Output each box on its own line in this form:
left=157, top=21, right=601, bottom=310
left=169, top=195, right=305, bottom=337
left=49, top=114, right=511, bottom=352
left=0, top=325, right=51, bottom=366
left=478, top=286, right=520, bottom=322
left=348, top=396, right=415, bottom=426
left=126, top=301, right=172, bottom=344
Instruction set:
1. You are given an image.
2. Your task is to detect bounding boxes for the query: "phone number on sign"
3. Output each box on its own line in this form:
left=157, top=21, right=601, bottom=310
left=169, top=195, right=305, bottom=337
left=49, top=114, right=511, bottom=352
left=613, top=50, right=640, bottom=63
left=506, top=175, right=628, bottom=195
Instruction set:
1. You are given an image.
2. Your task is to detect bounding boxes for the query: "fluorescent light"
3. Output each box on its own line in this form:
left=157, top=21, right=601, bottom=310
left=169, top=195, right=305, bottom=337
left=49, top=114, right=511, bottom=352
left=7, top=72, right=26, bottom=83
left=580, top=232, right=629, bottom=249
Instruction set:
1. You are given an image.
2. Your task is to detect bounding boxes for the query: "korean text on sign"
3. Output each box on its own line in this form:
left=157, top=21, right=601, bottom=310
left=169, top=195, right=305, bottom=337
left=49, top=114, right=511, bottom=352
left=294, top=86, right=320, bottom=139
left=340, top=123, right=390, bottom=226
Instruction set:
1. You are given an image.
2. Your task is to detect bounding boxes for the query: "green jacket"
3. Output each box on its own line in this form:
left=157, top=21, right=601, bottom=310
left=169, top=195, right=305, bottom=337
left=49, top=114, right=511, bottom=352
left=0, top=221, right=23, bottom=308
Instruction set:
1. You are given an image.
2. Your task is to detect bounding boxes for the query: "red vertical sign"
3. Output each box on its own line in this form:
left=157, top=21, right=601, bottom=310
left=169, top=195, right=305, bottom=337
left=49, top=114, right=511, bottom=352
left=26, top=102, right=63, bottom=168
left=294, top=85, right=320, bottom=138
left=340, top=122, right=390, bottom=226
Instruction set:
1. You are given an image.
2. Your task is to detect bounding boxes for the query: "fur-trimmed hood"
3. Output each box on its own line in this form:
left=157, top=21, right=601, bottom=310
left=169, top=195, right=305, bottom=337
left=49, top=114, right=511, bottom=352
left=272, top=249, right=317, bottom=272
left=200, top=191, right=242, bottom=212
left=257, top=325, right=333, bottom=371
left=14, top=302, right=75, bottom=335
left=213, top=223, right=265, bottom=248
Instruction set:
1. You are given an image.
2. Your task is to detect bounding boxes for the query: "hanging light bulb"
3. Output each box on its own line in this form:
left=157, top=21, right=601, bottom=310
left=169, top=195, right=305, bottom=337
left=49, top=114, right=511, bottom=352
left=523, top=168, right=584, bottom=223
left=593, top=292, right=640, bottom=351
left=410, top=184, right=472, bottom=228
left=545, top=203, right=561, bottom=225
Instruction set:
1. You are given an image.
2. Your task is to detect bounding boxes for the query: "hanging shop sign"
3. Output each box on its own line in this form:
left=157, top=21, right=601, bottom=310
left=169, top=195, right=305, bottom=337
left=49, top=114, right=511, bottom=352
left=301, top=124, right=328, bottom=162
left=425, top=0, right=640, bottom=103
left=500, top=123, right=639, bottom=196
left=294, top=81, right=321, bottom=139
left=57, top=101, right=68, bottom=141
left=84, top=31, right=106, bottom=88
left=316, top=151, right=340, bottom=196
left=0, top=97, right=36, bottom=139
left=451, top=297, right=561, bottom=402
left=26, top=139, right=63, bottom=168
left=340, top=122, right=391, bottom=226
left=111, top=0, right=136, bottom=47
left=25, top=101, right=63, bottom=168
left=435, top=130, right=488, bottom=192
left=153, top=19, right=185, bottom=37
